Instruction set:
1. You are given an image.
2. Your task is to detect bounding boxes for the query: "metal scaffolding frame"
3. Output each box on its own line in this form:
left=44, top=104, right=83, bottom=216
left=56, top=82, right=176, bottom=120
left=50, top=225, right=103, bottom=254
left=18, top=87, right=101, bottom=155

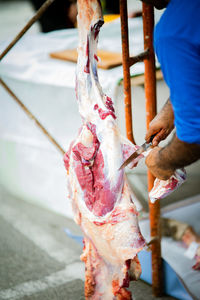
left=0, top=0, right=162, bottom=296
left=120, top=0, right=162, bottom=296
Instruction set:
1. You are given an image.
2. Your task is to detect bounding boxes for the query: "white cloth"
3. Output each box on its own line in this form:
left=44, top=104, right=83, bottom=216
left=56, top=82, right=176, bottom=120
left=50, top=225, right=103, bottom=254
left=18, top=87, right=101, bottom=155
left=0, top=18, right=150, bottom=94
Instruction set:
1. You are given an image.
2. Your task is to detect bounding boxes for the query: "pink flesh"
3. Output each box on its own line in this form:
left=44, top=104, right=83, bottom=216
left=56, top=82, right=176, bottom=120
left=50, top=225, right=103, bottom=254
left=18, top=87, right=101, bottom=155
left=98, top=107, right=116, bottom=120
left=71, top=123, right=122, bottom=216
left=65, top=1, right=146, bottom=298
left=94, top=54, right=98, bottom=62
left=93, top=102, right=116, bottom=120
left=165, top=177, right=178, bottom=190
left=84, top=37, right=90, bottom=73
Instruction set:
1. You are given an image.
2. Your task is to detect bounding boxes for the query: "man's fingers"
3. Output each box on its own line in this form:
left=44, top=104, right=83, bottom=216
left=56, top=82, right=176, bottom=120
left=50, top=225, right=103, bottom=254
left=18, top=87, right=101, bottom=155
left=145, top=147, right=174, bottom=180
left=146, top=130, right=162, bottom=145
left=152, top=129, right=166, bottom=146
left=145, top=128, right=159, bottom=143
left=152, top=139, right=159, bottom=146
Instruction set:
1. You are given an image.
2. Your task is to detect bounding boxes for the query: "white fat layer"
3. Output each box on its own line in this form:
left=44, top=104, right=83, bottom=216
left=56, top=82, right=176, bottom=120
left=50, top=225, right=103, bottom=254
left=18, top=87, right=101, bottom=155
left=66, top=1, right=145, bottom=298
left=76, top=25, right=124, bottom=191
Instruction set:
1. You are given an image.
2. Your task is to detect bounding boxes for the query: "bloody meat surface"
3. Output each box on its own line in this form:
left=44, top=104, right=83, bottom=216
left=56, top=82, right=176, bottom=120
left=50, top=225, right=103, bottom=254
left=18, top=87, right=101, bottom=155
left=64, top=0, right=146, bottom=298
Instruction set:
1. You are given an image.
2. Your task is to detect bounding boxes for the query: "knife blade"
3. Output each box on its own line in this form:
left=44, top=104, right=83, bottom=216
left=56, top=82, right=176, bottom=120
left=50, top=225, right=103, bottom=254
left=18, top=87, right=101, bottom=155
left=118, top=134, right=156, bottom=170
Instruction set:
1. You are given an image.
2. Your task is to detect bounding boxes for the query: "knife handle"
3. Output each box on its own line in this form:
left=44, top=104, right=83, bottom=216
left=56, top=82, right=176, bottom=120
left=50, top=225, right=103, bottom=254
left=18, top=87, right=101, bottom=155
left=149, top=133, right=157, bottom=144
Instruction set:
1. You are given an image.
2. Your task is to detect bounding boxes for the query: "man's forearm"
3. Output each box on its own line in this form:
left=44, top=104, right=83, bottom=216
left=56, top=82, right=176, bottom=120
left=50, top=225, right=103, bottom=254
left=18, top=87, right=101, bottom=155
left=158, top=135, right=200, bottom=171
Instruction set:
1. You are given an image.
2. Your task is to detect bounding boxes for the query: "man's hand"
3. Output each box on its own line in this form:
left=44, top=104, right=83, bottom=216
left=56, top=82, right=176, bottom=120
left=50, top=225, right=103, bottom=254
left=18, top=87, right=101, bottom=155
left=145, top=147, right=174, bottom=180
left=145, top=134, right=200, bottom=180
left=146, top=98, right=174, bottom=146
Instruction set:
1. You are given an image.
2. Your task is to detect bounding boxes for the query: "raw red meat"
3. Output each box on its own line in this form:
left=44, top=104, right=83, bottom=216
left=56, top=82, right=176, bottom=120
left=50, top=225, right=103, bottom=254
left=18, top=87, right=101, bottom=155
left=149, top=168, right=186, bottom=203
left=64, top=0, right=145, bottom=298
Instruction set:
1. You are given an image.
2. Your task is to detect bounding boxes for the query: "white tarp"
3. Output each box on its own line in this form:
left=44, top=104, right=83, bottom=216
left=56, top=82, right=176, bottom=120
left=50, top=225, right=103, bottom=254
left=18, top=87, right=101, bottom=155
left=0, top=18, right=148, bottom=218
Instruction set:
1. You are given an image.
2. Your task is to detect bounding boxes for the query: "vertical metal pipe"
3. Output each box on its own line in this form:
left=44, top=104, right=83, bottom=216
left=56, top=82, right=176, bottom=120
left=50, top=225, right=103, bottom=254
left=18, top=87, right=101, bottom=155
left=119, top=0, right=135, bottom=144
left=142, top=3, right=163, bottom=297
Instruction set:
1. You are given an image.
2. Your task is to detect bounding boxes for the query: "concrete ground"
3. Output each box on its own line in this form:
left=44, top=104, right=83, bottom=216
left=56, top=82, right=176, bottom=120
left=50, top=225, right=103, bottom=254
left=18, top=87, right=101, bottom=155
left=0, top=185, right=176, bottom=300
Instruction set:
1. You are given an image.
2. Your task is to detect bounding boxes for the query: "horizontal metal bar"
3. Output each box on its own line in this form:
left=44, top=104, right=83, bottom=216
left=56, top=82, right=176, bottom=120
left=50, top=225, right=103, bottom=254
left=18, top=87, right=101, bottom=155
left=0, top=0, right=56, bottom=61
left=129, top=49, right=149, bottom=67
left=0, top=78, right=65, bottom=156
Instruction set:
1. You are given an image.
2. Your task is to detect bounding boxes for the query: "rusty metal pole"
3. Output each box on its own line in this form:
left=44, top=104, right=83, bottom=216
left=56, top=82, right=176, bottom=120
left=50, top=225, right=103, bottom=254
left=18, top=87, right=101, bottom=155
left=0, top=0, right=56, bottom=61
left=142, top=3, right=162, bottom=297
left=119, top=0, right=135, bottom=144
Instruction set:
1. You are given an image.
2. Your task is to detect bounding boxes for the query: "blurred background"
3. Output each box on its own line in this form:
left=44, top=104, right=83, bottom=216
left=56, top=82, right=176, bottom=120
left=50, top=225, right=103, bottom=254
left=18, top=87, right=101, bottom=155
left=0, top=1, right=199, bottom=300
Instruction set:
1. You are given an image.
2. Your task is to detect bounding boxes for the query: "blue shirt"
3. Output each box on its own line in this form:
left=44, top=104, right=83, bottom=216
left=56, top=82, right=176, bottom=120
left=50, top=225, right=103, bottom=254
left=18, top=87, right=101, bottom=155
left=154, top=0, right=200, bottom=144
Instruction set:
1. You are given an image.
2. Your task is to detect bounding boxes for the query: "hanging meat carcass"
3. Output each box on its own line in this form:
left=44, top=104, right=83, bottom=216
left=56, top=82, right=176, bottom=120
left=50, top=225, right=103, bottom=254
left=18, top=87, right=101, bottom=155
left=64, top=0, right=145, bottom=298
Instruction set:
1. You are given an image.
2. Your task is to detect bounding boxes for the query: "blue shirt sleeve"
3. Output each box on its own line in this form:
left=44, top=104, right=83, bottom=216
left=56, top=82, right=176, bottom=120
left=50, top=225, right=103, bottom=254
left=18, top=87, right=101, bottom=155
left=154, top=0, right=200, bottom=144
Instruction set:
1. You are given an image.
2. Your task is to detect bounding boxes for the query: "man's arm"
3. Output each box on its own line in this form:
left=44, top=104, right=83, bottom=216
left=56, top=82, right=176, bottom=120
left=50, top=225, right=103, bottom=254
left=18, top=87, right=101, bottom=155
left=146, top=98, right=174, bottom=146
left=146, top=135, right=200, bottom=180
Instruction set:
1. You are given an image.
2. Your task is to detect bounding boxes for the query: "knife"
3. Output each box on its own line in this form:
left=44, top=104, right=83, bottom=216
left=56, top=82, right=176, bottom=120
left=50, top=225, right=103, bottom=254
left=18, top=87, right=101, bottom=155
left=118, top=134, right=156, bottom=170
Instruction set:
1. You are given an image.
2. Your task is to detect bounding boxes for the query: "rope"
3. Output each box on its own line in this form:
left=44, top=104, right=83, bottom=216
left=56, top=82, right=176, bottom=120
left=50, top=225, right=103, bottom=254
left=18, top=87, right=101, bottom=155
left=0, top=78, right=65, bottom=156
left=0, top=0, right=56, bottom=61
